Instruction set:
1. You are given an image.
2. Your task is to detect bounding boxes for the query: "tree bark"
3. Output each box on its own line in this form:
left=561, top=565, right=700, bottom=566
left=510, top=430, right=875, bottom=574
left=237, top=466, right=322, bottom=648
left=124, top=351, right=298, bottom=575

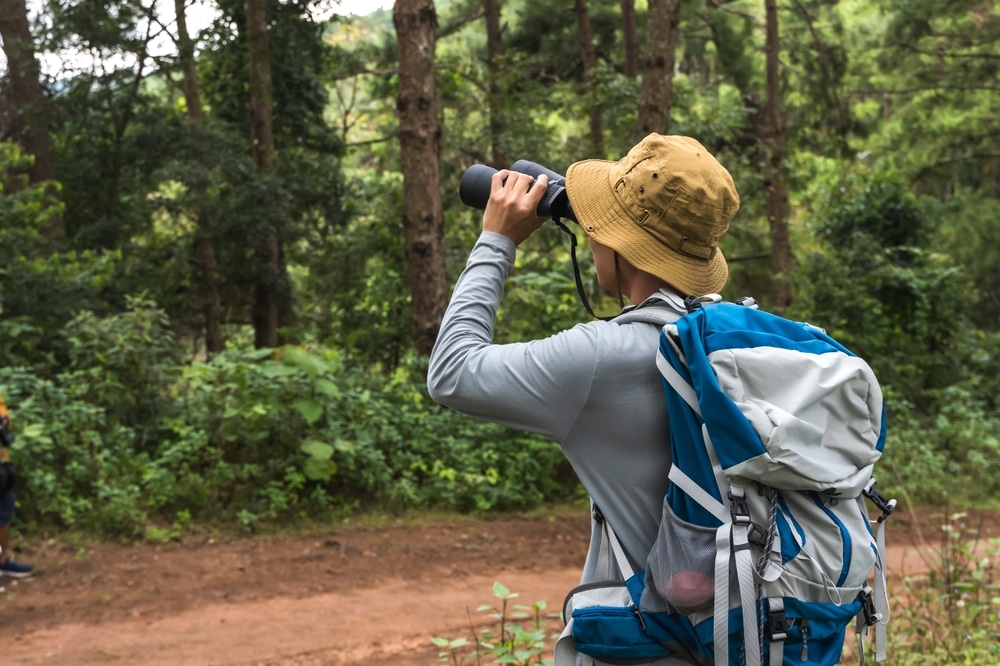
left=621, top=0, right=638, bottom=79
left=176, top=0, right=203, bottom=125
left=175, top=0, right=223, bottom=354
left=394, top=0, right=448, bottom=357
left=574, top=0, right=603, bottom=158
left=764, top=0, right=793, bottom=309
left=244, top=0, right=274, bottom=172
left=482, top=0, right=507, bottom=167
left=0, top=0, right=67, bottom=251
left=637, top=0, right=681, bottom=139
left=244, top=0, right=280, bottom=348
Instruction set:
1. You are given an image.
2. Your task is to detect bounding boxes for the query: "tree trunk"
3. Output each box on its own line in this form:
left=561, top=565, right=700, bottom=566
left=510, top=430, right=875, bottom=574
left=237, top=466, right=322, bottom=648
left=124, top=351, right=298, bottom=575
left=574, top=0, right=603, bottom=158
left=621, top=0, right=638, bottom=79
left=175, top=0, right=223, bottom=354
left=637, top=0, right=681, bottom=139
left=0, top=0, right=67, bottom=251
left=764, top=0, right=793, bottom=309
left=244, top=0, right=280, bottom=348
left=176, top=0, right=203, bottom=125
left=393, top=0, right=448, bottom=357
left=244, top=0, right=274, bottom=172
left=482, top=0, right=507, bottom=168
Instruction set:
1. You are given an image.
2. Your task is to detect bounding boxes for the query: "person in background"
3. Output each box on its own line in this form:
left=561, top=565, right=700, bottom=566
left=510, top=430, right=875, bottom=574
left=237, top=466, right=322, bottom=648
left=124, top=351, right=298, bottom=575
left=0, top=390, right=34, bottom=588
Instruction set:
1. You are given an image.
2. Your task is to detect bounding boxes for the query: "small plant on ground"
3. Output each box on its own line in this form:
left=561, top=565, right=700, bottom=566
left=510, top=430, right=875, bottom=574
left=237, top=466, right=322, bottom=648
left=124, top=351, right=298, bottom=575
left=882, top=511, right=1000, bottom=664
left=432, top=581, right=558, bottom=665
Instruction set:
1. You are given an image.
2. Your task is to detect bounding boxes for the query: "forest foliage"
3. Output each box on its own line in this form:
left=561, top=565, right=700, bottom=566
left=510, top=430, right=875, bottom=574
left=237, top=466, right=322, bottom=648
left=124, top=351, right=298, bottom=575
left=1, top=0, right=999, bottom=538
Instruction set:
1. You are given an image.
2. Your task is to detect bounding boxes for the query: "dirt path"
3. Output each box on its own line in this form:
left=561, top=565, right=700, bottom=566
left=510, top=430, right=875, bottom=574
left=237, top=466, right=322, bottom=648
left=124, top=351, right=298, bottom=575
left=2, top=506, right=997, bottom=665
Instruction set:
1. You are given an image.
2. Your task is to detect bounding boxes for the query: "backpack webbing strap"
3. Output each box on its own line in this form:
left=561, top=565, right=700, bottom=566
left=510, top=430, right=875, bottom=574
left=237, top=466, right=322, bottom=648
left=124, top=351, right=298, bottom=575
left=874, top=519, right=890, bottom=661
left=604, top=516, right=636, bottom=581
left=729, top=486, right=763, bottom=666
left=592, top=502, right=637, bottom=582
left=767, top=598, right=786, bottom=666
left=712, top=517, right=764, bottom=666
left=856, top=520, right=891, bottom=665
left=713, top=522, right=731, bottom=666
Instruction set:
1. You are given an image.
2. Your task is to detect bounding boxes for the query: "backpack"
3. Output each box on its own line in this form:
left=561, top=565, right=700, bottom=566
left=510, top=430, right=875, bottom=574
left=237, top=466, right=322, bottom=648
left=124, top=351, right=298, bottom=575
left=555, top=295, right=895, bottom=666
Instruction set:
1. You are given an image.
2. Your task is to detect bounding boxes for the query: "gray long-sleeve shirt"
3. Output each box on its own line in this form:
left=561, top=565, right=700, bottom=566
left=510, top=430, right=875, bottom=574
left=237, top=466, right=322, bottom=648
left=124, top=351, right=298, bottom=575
left=427, top=232, right=683, bottom=585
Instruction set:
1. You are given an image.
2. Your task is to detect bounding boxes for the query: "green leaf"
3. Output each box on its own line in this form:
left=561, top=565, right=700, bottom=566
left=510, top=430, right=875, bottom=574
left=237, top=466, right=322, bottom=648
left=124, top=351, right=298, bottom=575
left=281, top=346, right=328, bottom=376
left=315, top=379, right=342, bottom=398
left=493, top=581, right=512, bottom=599
left=301, top=439, right=334, bottom=460
left=303, top=457, right=336, bottom=481
left=293, top=398, right=323, bottom=424
left=20, top=423, right=44, bottom=439
left=259, top=361, right=299, bottom=378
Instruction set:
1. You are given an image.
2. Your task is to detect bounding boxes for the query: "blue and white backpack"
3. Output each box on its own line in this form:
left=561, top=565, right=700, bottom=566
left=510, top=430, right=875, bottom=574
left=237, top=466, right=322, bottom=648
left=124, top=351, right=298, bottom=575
left=556, top=296, right=895, bottom=666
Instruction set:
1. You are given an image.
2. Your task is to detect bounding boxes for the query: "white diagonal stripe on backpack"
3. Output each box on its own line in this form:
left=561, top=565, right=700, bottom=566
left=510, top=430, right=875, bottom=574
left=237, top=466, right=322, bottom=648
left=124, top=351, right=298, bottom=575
left=656, top=349, right=701, bottom=417
left=668, top=465, right=728, bottom=524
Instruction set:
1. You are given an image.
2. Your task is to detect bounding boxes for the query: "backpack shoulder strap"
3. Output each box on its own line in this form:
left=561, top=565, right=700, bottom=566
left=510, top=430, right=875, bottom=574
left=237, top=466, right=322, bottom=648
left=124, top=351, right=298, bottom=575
left=612, top=304, right=681, bottom=327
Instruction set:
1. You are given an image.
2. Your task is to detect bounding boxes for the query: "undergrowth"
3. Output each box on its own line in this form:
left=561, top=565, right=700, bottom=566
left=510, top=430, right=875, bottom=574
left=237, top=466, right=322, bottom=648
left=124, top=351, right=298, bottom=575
left=442, top=512, right=1000, bottom=665
left=432, top=581, right=559, bottom=665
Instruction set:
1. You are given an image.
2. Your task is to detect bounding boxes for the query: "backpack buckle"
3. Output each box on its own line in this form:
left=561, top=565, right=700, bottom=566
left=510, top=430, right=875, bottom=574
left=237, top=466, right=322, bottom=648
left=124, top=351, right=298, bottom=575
left=862, top=478, right=897, bottom=524
left=858, top=586, right=880, bottom=626
left=728, top=487, right=751, bottom=525
left=766, top=598, right=788, bottom=642
left=684, top=293, right=723, bottom=313
left=747, top=522, right=769, bottom=548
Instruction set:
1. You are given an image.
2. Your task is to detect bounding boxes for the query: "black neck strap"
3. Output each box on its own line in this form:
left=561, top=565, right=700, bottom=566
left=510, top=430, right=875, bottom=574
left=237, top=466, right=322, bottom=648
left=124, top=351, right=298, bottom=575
left=552, top=218, right=616, bottom=322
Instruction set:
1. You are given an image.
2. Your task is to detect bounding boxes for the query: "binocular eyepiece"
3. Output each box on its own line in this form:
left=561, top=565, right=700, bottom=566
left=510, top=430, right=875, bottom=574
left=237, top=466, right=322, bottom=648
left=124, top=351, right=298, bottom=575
left=458, top=160, right=576, bottom=223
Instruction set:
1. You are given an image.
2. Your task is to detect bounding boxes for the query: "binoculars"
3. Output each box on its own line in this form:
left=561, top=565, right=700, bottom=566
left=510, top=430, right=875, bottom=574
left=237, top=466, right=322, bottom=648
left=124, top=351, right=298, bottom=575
left=458, top=160, right=577, bottom=222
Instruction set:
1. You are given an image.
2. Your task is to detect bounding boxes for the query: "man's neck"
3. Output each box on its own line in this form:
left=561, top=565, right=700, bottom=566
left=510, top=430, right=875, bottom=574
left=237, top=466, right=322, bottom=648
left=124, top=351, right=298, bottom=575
left=626, top=274, right=675, bottom=306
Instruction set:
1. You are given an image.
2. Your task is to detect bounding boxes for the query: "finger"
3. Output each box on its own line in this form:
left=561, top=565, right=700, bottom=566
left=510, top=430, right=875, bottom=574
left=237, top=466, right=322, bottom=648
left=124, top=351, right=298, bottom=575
left=491, top=169, right=510, bottom=194
left=525, top=174, right=549, bottom=207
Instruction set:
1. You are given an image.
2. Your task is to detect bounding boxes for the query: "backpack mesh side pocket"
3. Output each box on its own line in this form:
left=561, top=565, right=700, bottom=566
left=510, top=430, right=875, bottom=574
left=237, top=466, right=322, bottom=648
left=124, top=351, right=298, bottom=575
left=640, top=498, right=719, bottom=615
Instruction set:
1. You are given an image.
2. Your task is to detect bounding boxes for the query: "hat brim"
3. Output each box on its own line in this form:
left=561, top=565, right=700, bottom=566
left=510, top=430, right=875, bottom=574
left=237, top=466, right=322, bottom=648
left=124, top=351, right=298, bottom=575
left=566, top=158, right=729, bottom=297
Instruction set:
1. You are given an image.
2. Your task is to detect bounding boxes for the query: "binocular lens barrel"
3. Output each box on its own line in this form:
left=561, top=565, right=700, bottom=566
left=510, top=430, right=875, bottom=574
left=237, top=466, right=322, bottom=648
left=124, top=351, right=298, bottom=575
left=457, top=164, right=497, bottom=212
left=458, top=161, right=576, bottom=222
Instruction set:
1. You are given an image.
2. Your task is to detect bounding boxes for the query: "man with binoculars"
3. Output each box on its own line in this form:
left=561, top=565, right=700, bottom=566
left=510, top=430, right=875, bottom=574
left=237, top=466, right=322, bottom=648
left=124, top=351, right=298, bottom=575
left=427, top=133, right=739, bottom=665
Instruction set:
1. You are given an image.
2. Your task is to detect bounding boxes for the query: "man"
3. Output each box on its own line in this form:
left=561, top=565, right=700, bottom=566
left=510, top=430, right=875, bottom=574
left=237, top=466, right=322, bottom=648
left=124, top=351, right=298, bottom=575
left=427, top=134, right=739, bottom=664
left=1, top=391, right=34, bottom=587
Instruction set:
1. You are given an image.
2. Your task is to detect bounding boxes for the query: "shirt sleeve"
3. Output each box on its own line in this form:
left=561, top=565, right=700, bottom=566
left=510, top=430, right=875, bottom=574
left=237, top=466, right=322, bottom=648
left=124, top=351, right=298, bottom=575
left=427, top=232, right=600, bottom=444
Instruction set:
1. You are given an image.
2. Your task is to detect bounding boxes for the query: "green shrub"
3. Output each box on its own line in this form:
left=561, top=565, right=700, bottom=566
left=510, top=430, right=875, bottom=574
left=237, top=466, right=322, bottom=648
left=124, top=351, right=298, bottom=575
left=0, top=367, right=146, bottom=534
left=0, top=312, right=579, bottom=538
left=878, top=383, right=1000, bottom=507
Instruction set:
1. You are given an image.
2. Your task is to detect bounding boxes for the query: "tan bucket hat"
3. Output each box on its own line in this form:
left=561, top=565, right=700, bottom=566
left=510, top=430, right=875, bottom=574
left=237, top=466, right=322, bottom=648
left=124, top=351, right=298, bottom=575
left=565, top=134, right=740, bottom=296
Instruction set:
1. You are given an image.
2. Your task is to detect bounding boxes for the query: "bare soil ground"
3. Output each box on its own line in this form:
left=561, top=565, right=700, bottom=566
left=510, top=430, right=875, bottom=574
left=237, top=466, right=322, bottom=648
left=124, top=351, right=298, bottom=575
left=2, top=505, right=998, bottom=665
